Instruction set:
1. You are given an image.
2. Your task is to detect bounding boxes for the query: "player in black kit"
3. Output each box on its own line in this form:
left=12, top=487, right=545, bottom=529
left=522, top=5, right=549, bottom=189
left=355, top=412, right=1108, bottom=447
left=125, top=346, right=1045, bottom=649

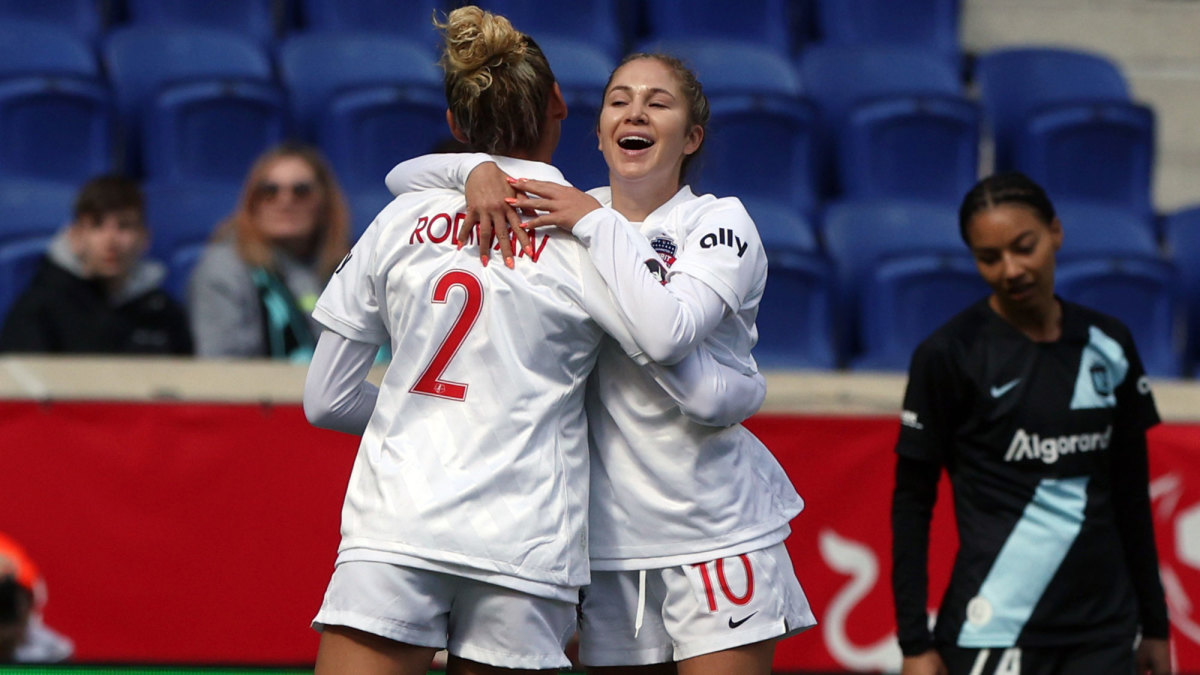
left=891, top=173, right=1171, bottom=675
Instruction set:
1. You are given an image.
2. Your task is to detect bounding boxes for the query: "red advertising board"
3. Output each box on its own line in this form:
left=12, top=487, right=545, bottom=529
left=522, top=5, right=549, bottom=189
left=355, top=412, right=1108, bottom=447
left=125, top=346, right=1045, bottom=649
left=1, top=402, right=1196, bottom=671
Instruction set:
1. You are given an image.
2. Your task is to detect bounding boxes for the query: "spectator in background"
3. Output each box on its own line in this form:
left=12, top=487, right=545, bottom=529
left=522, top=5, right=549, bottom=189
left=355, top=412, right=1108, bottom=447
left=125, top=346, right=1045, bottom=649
left=188, top=142, right=351, bottom=361
left=0, top=175, right=192, bottom=355
left=0, top=533, right=72, bottom=663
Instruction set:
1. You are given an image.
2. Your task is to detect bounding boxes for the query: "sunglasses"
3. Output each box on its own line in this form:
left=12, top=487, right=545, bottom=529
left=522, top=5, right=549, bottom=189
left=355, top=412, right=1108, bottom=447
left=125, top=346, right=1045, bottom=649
left=256, top=181, right=317, bottom=201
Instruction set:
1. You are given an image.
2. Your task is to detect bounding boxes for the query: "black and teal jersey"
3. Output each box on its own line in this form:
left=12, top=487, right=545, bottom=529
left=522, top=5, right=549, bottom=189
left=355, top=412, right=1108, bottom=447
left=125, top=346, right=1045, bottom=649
left=894, top=297, right=1161, bottom=650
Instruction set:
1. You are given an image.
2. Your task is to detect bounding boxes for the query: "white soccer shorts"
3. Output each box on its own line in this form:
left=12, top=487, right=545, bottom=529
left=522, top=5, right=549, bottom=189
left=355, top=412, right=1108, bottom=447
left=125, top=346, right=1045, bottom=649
left=312, top=560, right=577, bottom=670
left=578, top=542, right=817, bottom=666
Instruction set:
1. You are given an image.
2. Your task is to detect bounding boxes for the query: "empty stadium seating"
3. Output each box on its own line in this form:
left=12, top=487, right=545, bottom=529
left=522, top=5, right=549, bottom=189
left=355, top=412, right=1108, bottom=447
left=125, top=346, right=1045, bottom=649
left=820, top=199, right=965, bottom=364
left=122, top=0, right=278, bottom=46
left=643, top=0, right=800, bottom=56
left=797, top=44, right=976, bottom=202
left=854, top=252, right=986, bottom=370
left=102, top=25, right=279, bottom=178
left=975, top=46, right=1155, bottom=216
left=1055, top=255, right=1185, bottom=377
left=813, top=0, right=961, bottom=67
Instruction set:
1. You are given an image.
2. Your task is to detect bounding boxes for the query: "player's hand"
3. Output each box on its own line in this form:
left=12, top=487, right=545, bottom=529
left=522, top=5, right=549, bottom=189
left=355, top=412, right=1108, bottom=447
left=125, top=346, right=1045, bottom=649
left=1136, top=637, right=1171, bottom=675
left=504, top=178, right=602, bottom=233
left=900, top=650, right=948, bottom=675
left=457, top=162, right=532, bottom=269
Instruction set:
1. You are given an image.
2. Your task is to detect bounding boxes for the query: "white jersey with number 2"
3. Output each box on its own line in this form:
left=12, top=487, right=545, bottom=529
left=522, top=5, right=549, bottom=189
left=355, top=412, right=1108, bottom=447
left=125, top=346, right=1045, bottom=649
left=313, top=159, right=648, bottom=599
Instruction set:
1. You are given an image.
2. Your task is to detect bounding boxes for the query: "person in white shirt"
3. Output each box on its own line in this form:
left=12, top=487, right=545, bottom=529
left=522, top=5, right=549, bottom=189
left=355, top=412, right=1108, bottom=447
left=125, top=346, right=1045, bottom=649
left=303, top=8, right=766, bottom=675
left=386, top=50, right=815, bottom=675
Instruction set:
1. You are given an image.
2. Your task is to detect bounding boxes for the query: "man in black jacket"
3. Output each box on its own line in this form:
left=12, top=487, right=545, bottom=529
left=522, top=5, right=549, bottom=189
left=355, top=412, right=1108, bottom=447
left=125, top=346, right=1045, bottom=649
left=0, top=175, right=192, bottom=355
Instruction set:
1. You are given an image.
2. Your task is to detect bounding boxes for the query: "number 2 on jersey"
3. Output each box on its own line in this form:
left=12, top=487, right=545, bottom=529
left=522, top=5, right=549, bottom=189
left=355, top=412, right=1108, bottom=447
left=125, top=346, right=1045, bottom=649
left=410, top=270, right=483, bottom=401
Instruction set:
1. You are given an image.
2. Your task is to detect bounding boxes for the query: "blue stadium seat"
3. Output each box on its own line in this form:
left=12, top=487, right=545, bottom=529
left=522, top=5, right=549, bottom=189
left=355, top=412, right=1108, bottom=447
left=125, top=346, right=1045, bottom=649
left=813, top=0, right=961, bottom=67
left=698, top=96, right=819, bottom=214
left=478, top=0, right=626, bottom=59
left=122, top=0, right=279, bottom=47
left=1054, top=200, right=1159, bottom=259
left=975, top=47, right=1129, bottom=162
left=744, top=197, right=835, bottom=367
left=854, top=252, right=987, bottom=371
left=755, top=248, right=838, bottom=369
left=644, top=0, right=799, bottom=56
left=318, top=85, right=447, bottom=193
left=298, top=0, right=441, bottom=48
left=797, top=44, right=972, bottom=201
left=741, top=197, right=818, bottom=253
left=102, top=26, right=277, bottom=177
left=974, top=47, right=1153, bottom=215
left=539, top=36, right=616, bottom=190
left=0, top=0, right=104, bottom=42
left=0, top=179, right=75, bottom=244
left=142, top=180, right=241, bottom=265
left=820, top=199, right=965, bottom=364
left=0, top=236, right=51, bottom=333
left=1055, top=255, right=1185, bottom=377
left=143, top=80, right=287, bottom=183
left=0, top=77, right=116, bottom=182
left=840, top=94, right=978, bottom=202
left=0, top=19, right=113, bottom=182
left=1018, top=102, right=1155, bottom=216
left=1162, top=205, right=1200, bottom=374
left=0, top=18, right=100, bottom=79
left=277, top=32, right=442, bottom=140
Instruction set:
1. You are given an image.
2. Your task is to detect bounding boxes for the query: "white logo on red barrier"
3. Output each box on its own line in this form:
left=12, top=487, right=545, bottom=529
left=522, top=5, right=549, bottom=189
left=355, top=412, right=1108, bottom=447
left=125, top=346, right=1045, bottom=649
left=1154, top=473, right=1200, bottom=650
left=819, top=529, right=904, bottom=671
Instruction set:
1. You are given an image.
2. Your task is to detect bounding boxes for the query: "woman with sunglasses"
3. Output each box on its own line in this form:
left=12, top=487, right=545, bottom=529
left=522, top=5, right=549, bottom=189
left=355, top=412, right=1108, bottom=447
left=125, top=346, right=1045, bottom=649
left=188, top=142, right=352, bottom=360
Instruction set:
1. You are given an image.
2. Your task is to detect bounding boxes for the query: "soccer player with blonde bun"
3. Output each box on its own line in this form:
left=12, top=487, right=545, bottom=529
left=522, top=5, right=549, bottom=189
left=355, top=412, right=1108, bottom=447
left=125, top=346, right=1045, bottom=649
left=387, top=43, right=816, bottom=675
left=303, top=7, right=768, bottom=675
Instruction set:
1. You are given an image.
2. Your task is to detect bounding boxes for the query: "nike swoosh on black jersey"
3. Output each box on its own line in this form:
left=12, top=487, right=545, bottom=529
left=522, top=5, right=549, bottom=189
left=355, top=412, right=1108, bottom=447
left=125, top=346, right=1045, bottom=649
left=728, top=611, right=757, bottom=628
left=990, top=378, right=1021, bottom=398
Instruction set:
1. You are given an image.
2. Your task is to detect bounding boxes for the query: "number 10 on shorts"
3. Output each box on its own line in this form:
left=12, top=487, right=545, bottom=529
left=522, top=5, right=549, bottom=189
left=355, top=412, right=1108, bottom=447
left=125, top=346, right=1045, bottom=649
left=689, top=554, right=755, bottom=612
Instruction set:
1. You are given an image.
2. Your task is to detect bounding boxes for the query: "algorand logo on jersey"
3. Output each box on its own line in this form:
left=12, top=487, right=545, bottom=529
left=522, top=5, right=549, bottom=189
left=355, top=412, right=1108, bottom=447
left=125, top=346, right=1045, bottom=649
left=1004, top=425, right=1112, bottom=464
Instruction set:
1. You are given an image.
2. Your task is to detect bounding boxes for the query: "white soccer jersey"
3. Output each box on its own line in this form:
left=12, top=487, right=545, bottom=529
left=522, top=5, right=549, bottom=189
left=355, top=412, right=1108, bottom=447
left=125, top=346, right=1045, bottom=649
left=312, top=158, right=650, bottom=597
left=577, top=187, right=804, bottom=569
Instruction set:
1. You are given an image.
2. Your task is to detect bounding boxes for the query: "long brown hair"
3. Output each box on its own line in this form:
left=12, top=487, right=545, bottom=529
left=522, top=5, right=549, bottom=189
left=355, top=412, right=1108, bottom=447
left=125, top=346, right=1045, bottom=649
left=216, top=142, right=351, bottom=281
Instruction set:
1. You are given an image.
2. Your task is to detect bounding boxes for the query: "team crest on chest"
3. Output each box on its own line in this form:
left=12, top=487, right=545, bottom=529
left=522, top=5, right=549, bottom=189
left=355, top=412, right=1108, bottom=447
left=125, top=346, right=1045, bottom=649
left=1069, top=325, right=1127, bottom=410
left=1089, top=363, right=1113, bottom=397
left=650, top=236, right=677, bottom=267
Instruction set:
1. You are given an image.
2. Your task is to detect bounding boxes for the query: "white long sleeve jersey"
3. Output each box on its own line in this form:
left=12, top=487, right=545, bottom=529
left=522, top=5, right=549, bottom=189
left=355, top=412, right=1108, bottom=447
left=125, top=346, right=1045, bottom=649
left=312, top=159, right=650, bottom=598
left=577, top=187, right=804, bottom=570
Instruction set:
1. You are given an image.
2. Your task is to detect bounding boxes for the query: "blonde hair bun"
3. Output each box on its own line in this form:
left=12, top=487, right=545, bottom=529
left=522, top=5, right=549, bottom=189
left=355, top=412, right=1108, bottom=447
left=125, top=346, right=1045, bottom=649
left=438, top=5, right=527, bottom=94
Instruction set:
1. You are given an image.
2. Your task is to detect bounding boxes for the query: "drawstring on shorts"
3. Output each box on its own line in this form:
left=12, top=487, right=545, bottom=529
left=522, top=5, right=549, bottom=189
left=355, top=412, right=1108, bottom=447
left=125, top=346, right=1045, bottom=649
left=634, top=569, right=647, bottom=639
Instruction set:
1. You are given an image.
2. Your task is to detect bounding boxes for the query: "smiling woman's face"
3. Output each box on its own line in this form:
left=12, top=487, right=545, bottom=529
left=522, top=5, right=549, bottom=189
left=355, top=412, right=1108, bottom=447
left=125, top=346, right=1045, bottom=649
left=597, top=57, right=703, bottom=190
